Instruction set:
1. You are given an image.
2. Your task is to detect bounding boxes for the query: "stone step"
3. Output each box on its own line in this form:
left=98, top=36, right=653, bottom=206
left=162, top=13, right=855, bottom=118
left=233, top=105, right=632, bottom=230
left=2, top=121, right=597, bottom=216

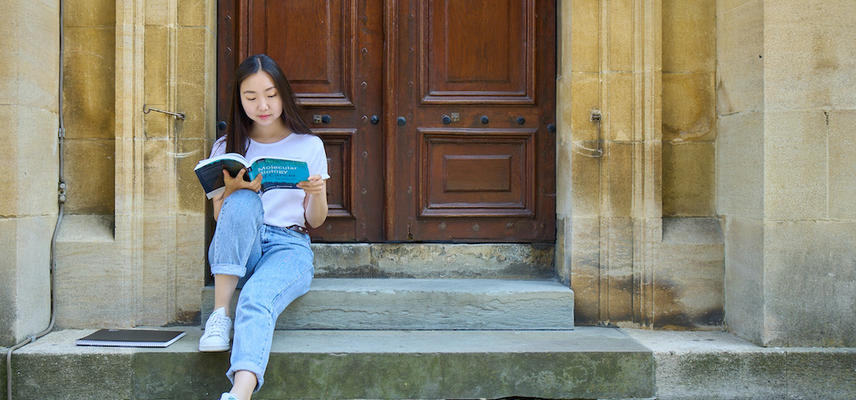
left=202, top=278, right=575, bottom=330
left=9, top=327, right=655, bottom=400
left=310, top=243, right=554, bottom=279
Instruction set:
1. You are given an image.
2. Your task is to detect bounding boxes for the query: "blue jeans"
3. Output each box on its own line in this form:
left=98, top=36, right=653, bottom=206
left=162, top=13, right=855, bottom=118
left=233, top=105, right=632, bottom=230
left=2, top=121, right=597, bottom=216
left=208, top=189, right=314, bottom=391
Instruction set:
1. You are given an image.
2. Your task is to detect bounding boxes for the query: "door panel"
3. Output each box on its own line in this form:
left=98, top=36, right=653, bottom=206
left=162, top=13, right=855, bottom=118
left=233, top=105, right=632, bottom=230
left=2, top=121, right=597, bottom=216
left=219, top=0, right=555, bottom=243
left=220, top=0, right=384, bottom=241
left=389, top=0, right=555, bottom=242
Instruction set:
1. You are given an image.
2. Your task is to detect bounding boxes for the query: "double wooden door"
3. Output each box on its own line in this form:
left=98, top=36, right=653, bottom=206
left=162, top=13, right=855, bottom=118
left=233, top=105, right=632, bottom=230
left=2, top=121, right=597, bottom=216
left=218, top=0, right=555, bottom=243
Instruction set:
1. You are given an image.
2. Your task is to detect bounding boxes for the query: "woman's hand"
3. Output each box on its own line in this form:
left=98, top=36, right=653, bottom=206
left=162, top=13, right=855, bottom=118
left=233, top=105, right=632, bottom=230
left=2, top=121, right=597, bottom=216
left=220, top=168, right=262, bottom=199
left=212, top=168, right=262, bottom=221
left=299, top=175, right=328, bottom=228
left=297, top=175, right=325, bottom=196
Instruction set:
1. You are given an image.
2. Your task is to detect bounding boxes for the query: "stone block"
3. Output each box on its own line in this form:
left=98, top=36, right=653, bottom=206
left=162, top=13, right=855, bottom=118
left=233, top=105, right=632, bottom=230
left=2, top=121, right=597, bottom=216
left=570, top=147, right=601, bottom=217
left=717, top=0, right=754, bottom=14
left=716, top=111, right=763, bottom=217
left=16, top=1, right=59, bottom=112
left=178, top=0, right=209, bottom=27
left=656, top=218, right=724, bottom=329
left=11, top=216, right=53, bottom=339
left=0, top=218, right=18, bottom=346
left=571, top=216, right=601, bottom=324
left=605, top=72, right=634, bottom=142
left=143, top=26, right=168, bottom=108
left=716, top=0, right=763, bottom=115
left=604, top=142, right=633, bottom=217
left=177, top=27, right=210, bottom=140
left=144, top=0, right=168, bottom=26
left=175, top=214, right=205, bottom=324
left=828, top=110, right=856, bottom=219
left=143, top=140, right=170, bottom=215
left=0, top=105, right=19, bottom=217
left=723, top=216, right=764, bottom=344
left=601, top=217, right=635, bottom=322
left=570, top=72, right=599, bottom=142
left=569, top=0, right=599, bottom=73
left=625, top=328, right=856, bottom=400
left=0, top=8, right=18, bottom=107
left=64, top=0, right=115, bottom=27
left=663, top=72, right=716, bottom=142
left=177, top=139, right=208, bottom=213
left=63, top=139, right=114, bottom=215
left=663, top=141, right=715, bottom=217
left=607, top=0, right=633, bottom=72
left=54, top=230, right=134, bottom=328
left=663, top=0, right=716, bottom=73
left=14, top=106, right=59, bottom=217
left=63, top=26, right=115, bottom=139
left=764, top=111, right=827, bottom=220
left=140, top=215, right=174, bottom=325
left=764, top=0, right=856, bottom=110
left=763, top=220, right=856, bottom=347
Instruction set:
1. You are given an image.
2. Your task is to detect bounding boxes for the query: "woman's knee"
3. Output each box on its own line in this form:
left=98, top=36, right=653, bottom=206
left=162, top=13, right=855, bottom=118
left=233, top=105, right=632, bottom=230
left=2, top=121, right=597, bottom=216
left=222, top=189, right=263, bottom=218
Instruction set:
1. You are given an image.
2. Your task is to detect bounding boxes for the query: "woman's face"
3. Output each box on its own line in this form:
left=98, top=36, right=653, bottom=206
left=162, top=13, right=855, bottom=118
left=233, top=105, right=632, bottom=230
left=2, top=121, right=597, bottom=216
left=239, top=71, right=283, bottom=127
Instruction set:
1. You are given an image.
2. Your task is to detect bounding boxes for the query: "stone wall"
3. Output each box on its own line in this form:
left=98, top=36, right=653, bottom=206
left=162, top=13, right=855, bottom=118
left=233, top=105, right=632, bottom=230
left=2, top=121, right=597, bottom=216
left=557, top=0, right=723, bottom=329
left=0, top=1, right=59, bottom=346
left=719, top=0, right=856, bottom=346
left=54, top=0, right=215, bottom=328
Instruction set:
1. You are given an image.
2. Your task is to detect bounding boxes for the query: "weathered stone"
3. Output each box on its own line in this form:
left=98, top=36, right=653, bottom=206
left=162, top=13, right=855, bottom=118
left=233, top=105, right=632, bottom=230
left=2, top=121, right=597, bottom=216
left=763, top=221, right=856, bottom=347
left=716, top=0, right=763, bottom=115
left=716, top=111, right=763, bottom=217
left=13, top=328, right=654, bottom=400
left=607, top=0, right=634, bottom=71
left=764, top=0, right=856, bottom=110
left=64, top=0, right=115, bottom=28
left=63, top=139, right=115, bottom=215
left=313, top=243, right=553, bottom=279
left=657, top=218, right=724, bottom=329
left=605, top=73, right=635, bottom=142
left=828, top=110, right=856, bottom=219
left=723, top=216, right=764, bottom=344
left=569, top=0, right=599, bottom=73
left=764, top=111, right=827, bottom=220
left=663, top=72, right=716, bottom=142
left=662, top=141, right=715, bottom=216
left=203, top=278, right=574, bottom=330
left=62, top=26, right=116, bottom=140
left=663, top=0, right=715, bottom=73
left=625, top=328, right=856, bottom=400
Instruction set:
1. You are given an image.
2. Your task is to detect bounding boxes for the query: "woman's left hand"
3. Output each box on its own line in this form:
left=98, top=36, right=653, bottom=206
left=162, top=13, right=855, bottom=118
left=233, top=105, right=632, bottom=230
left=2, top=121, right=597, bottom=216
left=297, top=175, right=326, bottom=196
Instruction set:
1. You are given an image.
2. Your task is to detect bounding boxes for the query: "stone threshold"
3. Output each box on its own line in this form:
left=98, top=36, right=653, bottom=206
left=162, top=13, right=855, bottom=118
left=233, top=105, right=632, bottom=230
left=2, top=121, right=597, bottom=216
left=6, top=328, right=856, bottom=400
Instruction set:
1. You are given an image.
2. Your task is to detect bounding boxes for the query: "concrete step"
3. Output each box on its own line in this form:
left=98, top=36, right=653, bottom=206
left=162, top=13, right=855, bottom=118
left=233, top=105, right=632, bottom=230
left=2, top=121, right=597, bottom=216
left=202, top=278, right=574, bottom=330
left=311, top=243, right=554, bottom=279
left=8, top=327, right=654, bottom=400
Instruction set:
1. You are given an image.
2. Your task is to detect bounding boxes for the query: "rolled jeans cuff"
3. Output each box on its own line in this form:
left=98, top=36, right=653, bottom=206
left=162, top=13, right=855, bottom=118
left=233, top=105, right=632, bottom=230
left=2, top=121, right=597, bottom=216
left=210, top=263, right=247, bottom=277
left=226, top=361, right=265, bottom=392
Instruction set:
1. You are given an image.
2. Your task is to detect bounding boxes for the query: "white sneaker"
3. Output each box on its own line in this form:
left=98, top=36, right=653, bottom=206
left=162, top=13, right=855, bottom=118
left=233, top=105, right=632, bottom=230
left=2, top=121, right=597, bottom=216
left=219, top=393, right=240, bottom=400
left=199, top=307, right=232, bottom=352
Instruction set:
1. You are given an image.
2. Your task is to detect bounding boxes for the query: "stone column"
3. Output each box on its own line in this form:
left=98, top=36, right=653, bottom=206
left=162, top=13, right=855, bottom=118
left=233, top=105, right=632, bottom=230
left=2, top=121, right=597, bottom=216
left=719, top=0, right=856, bottom=346
left=557, top=0, right=664, bottom=327
left=54, top=0, right=214, bottom=328
left=0, top=1, right=59, bottom=345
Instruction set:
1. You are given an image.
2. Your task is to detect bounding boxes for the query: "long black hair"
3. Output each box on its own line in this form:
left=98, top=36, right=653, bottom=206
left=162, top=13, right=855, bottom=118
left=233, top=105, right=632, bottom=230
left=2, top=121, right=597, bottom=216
left=226, top=54, right=312, bottom=155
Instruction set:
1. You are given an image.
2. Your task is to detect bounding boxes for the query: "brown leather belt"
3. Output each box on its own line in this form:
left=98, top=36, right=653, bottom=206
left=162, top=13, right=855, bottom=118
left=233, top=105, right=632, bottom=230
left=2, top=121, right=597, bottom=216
left=285, top=224, right=309, bottom=234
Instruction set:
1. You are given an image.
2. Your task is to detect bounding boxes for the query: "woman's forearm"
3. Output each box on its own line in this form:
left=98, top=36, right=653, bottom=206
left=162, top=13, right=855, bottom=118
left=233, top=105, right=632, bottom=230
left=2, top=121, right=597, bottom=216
left=304, top=193, right=328, bottom=228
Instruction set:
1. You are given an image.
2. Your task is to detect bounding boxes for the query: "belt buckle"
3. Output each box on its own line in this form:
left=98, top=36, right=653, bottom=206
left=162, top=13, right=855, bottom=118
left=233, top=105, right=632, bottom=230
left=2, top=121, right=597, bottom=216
left=286, top=225, right=308, bottom=234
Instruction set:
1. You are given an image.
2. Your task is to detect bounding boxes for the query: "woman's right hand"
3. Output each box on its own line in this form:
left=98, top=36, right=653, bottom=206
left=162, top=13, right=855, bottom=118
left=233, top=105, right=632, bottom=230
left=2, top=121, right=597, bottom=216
left=220, top=168, right=262, bottom=199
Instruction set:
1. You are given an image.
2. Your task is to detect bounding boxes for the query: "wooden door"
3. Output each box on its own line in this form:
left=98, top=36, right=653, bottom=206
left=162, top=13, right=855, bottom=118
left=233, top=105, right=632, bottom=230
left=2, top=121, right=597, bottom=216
left=218, top=0, right=556, bottom=243
left=218, top=0, right=385, bottom=241
left=387, top=0, right=556, bottom=242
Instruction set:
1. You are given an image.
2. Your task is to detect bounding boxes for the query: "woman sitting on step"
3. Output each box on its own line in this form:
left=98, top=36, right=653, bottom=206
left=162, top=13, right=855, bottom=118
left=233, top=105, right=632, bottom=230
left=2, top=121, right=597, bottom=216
left=198, top=53, right=329, bottom=400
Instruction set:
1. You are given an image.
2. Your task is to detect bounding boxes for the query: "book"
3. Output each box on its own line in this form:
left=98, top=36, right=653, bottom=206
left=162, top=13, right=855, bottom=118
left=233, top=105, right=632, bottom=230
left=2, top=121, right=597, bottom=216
left=194, top=153, right=310, bottom=199
left=75, top=329, right=186, bottom=348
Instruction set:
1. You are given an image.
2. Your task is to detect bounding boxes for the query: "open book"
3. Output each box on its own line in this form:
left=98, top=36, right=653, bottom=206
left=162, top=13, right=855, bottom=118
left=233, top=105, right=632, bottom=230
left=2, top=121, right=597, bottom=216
left=194, top=153, right=310, bottom=199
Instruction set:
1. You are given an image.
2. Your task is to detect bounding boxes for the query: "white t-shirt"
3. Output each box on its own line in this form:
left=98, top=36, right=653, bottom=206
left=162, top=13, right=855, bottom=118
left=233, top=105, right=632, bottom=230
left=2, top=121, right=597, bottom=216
left=209, top=133, right=330, bottom=228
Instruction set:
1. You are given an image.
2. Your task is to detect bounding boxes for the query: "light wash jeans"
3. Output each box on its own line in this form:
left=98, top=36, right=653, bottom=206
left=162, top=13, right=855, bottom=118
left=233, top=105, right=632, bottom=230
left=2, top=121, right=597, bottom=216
left=208, top=189, right=314, bottom=391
